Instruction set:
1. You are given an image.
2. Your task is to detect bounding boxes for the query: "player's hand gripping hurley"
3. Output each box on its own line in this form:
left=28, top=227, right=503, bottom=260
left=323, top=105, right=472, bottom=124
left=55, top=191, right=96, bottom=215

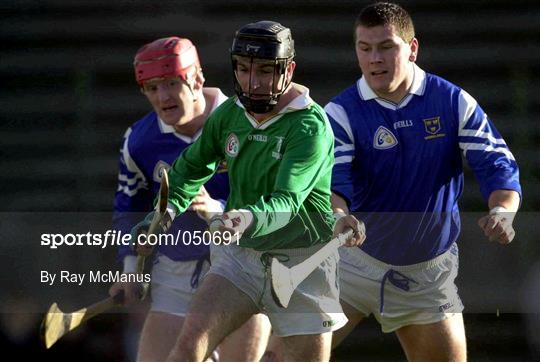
left=40, top=171, right=169, bottom=349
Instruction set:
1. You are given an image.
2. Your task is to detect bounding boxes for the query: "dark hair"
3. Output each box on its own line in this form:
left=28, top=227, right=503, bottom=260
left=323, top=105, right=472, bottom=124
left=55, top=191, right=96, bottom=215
left=354, top=2, right=415, bottom=43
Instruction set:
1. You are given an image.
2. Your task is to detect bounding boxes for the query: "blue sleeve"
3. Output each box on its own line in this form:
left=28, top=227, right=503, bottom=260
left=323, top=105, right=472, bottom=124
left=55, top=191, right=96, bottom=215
left=112, top=128, right=152, bottom=263
left=457, top=90, right=522, bottom=201
left=325, top=102, right=355, bottom=206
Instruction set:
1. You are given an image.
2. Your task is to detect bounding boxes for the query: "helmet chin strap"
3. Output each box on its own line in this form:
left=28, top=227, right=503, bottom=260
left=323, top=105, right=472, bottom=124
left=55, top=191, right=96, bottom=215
left=241, top=96, right=276, bottom=114
left=184, top=73, right=201, bottom=103
left=188, top=84, right=197, bottom=102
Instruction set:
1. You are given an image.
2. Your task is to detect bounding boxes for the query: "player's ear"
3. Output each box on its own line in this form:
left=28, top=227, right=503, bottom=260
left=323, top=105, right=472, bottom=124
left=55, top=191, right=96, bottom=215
left=409, top=38, right=419, bottom=62
left=193, top=69, right=205, bottom=90
left=190, top=69, right=205, bottom=101
left=287, top=60, right=296, bottom=72
left=285, top=61, right=296, bottom=82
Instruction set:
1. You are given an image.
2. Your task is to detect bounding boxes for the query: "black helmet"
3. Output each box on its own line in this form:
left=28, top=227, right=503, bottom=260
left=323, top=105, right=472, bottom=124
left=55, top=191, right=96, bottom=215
left=230, top=21, right=295, bottom=114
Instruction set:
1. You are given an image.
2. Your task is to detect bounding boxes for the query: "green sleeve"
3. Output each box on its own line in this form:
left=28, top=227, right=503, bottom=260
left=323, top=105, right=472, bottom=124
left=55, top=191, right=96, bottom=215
left=245, top=112, right=333, bottom=237
left=167, top=113, right=223, bottom=214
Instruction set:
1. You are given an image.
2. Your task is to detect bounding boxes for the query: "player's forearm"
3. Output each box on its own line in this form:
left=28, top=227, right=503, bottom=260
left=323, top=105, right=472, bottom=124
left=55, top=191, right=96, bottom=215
left=168, top=156, right=217, bottom=213
left=488, top=189, right=520, bottom=212
left=244, top=192, right=296, bottom=237
left=331, top=192, right=350, bottom=214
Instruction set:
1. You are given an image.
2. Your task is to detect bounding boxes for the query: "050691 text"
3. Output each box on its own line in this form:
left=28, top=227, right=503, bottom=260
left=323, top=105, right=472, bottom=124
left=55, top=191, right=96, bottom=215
left=40, top=229, right=240, bottom=249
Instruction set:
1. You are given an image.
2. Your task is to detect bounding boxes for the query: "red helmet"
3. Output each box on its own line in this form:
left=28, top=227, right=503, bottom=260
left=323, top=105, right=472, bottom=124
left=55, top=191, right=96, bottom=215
left=134, top=37, right=200, bottom=85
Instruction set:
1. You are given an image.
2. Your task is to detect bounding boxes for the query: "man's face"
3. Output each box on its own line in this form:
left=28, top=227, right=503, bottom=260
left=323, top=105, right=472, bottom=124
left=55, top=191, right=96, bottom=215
left=234, top=56, right=291, bottom=99
left=141, top=76, right=194, bottom=126
left=355, top=24, right=418, bottom=99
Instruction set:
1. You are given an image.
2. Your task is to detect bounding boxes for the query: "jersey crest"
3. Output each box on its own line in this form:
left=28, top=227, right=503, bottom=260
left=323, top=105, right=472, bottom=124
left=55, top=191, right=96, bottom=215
left=153, top=161, right=171, bottom=183
left=373, top=126, right=398, bottom=150
left=225, top=133, right=240, bottom=157
left=423, top=117, right=446, bottom=140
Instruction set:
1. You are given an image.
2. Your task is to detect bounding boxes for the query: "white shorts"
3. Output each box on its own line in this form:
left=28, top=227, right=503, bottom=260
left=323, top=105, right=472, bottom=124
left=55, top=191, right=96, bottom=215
left=208, top=243, right=347, bottom=337
left=150, top=254, right=210, bottom=317
left=339, top=243, right=464, bottom=333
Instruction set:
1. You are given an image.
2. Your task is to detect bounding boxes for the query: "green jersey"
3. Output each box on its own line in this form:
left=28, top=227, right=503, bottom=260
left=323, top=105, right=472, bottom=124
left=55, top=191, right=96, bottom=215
left=168, top=87, right=335, bottom=250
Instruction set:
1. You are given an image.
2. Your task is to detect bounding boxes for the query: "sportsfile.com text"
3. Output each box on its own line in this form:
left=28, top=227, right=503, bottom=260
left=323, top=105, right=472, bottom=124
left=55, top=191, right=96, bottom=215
left=40, top=230, right=240, bottom=249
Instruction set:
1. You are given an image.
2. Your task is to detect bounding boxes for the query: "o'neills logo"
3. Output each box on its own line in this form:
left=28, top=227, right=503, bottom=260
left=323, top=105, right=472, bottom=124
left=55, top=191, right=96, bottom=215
left=225, top=133, right=239, bottom=157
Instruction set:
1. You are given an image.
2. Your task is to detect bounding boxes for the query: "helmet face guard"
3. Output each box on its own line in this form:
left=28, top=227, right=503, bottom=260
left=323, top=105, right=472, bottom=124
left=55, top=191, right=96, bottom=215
left=134, top=37, right=200, bottom=85
left=231, top=56, right=290, bottom=114
left=230, top=21, right=295, bottom=114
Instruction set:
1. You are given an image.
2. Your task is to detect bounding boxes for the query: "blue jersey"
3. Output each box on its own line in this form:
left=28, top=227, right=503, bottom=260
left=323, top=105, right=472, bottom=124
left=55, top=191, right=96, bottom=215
left=113, top=89, right=229, bottom=263
left=326, top=65, right=521, bottom=265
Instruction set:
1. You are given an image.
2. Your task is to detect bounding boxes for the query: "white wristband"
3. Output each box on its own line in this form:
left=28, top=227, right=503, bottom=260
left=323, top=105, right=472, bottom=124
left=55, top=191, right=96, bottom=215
left=217, top=199, right=226, bottom=213
left=489, top=206, right=508, bottom=215
left=122, top=255, right=138, bottom=274
left=333, top=212, right=347, bottom=222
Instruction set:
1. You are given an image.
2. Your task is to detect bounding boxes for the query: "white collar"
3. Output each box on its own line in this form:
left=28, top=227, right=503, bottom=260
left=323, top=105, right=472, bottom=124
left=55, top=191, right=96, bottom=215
left=235, top=83, right=314, bottom=130
left=158, top=118, right=177, bottom=134
left=157, top=118, right=202, bottom=143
